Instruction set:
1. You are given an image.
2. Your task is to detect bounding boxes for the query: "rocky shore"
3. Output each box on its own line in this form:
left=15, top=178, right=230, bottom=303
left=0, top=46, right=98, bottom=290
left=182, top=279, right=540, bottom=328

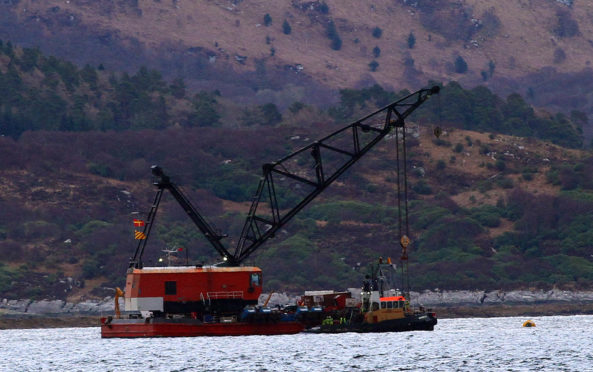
left=2, top=289, right=593, bottom=329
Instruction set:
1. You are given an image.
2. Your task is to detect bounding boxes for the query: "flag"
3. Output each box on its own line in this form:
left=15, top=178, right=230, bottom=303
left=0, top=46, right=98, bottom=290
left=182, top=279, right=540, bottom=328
left=133, top=219, right=145, bottom=227
left=134, top=230, right=146, bottom=240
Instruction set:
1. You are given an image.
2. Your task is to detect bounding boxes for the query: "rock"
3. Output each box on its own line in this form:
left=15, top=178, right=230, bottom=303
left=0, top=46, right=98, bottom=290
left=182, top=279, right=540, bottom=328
left=2, top=299, right=32, bottom=312
left=27, top=300, right=65, bottom=314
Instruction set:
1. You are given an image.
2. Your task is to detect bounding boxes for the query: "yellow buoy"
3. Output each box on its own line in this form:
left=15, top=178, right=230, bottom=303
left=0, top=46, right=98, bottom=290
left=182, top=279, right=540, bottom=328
left=522, top=320, right=536, bottom=327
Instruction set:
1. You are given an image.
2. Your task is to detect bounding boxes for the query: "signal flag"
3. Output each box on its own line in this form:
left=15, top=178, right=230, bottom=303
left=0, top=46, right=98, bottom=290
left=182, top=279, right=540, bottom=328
left=134, top=230, right=147, bottom=240
left=133, top=219, right=145, bottom=227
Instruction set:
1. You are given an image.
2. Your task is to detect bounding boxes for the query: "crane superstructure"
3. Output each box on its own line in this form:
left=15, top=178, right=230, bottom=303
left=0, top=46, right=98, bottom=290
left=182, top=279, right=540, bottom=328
left=123, top=86, right=439, bottom=318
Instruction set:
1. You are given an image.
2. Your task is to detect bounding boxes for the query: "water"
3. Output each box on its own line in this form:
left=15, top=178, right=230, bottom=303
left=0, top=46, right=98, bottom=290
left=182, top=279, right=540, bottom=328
left=1, top=315, right=592, bottom=371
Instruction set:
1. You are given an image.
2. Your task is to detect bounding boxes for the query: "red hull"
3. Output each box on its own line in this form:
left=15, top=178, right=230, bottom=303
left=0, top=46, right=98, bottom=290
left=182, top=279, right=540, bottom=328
left=100, top=318, right=304, bottom=338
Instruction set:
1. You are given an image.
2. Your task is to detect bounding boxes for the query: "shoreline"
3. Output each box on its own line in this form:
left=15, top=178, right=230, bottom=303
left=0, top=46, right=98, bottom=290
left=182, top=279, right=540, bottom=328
left=2, top=303, right=593, bottom=330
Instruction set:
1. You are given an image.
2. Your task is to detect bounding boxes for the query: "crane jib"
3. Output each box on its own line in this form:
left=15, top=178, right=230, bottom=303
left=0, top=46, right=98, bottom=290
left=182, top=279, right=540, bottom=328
left=129, top=86, right=439, bottom=268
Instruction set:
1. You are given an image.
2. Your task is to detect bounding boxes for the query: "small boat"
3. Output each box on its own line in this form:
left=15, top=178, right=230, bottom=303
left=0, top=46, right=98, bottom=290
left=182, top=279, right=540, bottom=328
left=303, top=259, right=437, bottom=334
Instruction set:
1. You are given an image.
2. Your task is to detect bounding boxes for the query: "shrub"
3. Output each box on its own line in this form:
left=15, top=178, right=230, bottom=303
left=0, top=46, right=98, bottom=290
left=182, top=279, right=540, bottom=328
left=407, top=32, right=416, bottom=49
left=282, top=20, right=292, bottom=35
left=454, top=56, right=468, bottom=73
left=413, top=180, right=432, bottom=195
left=522, top=172, right=534, bottom=181
left=331, top=37, right=342, bottom=50
left=263, top=13, right=272, bottom=26
left=372, top=46, right=381, bottom=58
left=326, top=21, right=342, bottom=50
left=454, top=143, right=464, bottom=153
left=470, top=207, right=501, bottom=228
left=496, top=177, right=514, bottom=189
left=433, top=138, right=451, bottom=147
left=0, top=241, right=22, bottom=261
left=553, top=48, right=566, bottom=64
left=554, top=9, right=579, bottom=38
left=369, top=60, right=379, bottom=72
left=372, top=27, right=383, bottom=38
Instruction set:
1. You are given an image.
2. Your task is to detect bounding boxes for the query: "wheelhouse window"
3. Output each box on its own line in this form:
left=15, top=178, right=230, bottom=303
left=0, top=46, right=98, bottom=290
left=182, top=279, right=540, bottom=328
left=165, top=281, right=177, bottom=295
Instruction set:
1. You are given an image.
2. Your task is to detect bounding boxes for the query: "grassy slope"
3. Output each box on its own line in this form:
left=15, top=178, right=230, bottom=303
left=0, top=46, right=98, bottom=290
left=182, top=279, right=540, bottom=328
left=7, top=0, right=593, bottom=90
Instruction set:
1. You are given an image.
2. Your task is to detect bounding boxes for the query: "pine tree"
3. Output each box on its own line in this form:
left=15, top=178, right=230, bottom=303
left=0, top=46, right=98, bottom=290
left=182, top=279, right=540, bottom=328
left=454, top=56, right=468, bottom=74
left=282, top=20, right=292, bottom=35
left=407, top=32, right=416, bottom=49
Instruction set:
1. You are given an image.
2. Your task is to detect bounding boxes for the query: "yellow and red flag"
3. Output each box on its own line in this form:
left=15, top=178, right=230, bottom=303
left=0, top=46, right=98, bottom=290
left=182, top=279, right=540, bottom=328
left=133, top=219, right=145, bottom=227
left=134, top=230, right=147, bottom=240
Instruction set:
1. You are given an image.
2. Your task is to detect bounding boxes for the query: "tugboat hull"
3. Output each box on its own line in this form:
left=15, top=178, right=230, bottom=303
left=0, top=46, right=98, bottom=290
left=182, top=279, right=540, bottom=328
left=306, top=314, right=437, bottom=334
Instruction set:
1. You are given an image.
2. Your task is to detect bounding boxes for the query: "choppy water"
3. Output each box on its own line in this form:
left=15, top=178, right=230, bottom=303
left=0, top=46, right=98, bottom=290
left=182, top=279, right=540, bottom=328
left=1, top=315, right=592, bottom=371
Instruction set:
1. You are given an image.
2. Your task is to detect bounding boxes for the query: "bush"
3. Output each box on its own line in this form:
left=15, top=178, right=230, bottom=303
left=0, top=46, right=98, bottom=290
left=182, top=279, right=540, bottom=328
left=82, top=258, right=102, bottom=279
left=496, top=177, right=514, bottom=189
left=407, top=32, right=416, bottom=49
left=372, top=27, right=383, bottom=38
left=413, top=180, right=432, bottom=195
left=455, top=56, right=468, bottom=73
left=282, top=20, right=292, bottom=35
left=369, top=60, right=379, bottom=72
left=263, top=13, right=272, bottom=26
left=0, top=241, right=23, bottom=261
left=553, top=48, right=566, bottom=64
left=326, top=21, right=342, bottom=50
left=554, top=9, right=579, bottom=38
left=372, top=46, right=381, bottom=58
left=495, top=159, right=506, bottom=171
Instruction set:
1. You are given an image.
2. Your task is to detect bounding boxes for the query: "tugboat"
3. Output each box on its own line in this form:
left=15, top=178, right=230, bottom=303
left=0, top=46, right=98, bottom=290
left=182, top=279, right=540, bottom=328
left=303, top=258, right=437, bottom=333
left=100, top=86, right=439, bottom=337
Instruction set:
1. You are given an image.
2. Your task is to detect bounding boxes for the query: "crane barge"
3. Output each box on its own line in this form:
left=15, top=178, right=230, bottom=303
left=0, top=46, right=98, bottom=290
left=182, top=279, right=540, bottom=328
left=101, top=85, right=440, bottom=337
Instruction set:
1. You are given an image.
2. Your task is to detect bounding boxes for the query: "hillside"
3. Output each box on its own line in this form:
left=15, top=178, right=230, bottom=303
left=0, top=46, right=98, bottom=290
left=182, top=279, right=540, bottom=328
left=2, top=0, right=593, bottom=134
left=1, top=93, right=593, bottom=301
left=1, top=34, right=593, bottom=301
left=1, top=123, right=592, bottom=299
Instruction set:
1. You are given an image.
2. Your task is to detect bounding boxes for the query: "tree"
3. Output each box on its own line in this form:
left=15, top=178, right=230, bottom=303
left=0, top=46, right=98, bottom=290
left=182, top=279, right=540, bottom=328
left=372, top=27, right=383, bottom=38
left=331, top=36, right=342, bottom=50
left=369, top=60, right=379, bottom=72
left=260, top=103, right=283, bottom=126
left=326, top=21, right=342, bottom=50
left=190, top=92, right=220, bottom=127
left=488, top=60, right=496, bottom=77
left=372, top=46, right=381, bottom=58
left=407, top=32, right=416, bottom=49
left=282, top=20, right=292, bottom=35
left=240, top=103, right=282, bottom=126
left=454, top=56, right=468, bottom=73
left=169, top=77, right=186, bottom=99
left=263, top=13, right=272, bottom=26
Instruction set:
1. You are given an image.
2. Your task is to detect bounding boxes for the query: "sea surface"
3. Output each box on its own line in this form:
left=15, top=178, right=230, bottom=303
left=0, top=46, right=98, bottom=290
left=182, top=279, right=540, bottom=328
left=1, top=315, right=592, bottom=371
